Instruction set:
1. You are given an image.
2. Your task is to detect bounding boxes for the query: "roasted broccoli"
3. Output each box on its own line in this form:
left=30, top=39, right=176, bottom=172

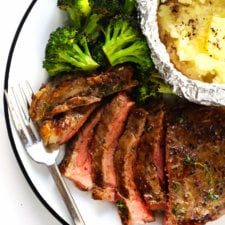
left=122, top=0, right=136, bottom=16
left=90, top=0, right=121, bottom=16
left=91, top=41, right=109, bottom=68
left=133, top=70, right=173, bottom=105
left=57, top=0, right=123, bottom=29
left=43, top=27, right=100, bottom=76
left=102, top=18, right=152, bottom=72
left=45, top=0, right=154, bottom=77
left=57, top=0, right=121, bottom=44
left=57, top=0, right=91, bottom=29
left=82, top=0, right=127, bottom=43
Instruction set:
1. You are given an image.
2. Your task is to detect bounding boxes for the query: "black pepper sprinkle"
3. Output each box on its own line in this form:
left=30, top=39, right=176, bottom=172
left=171, top=5, right=179, bottom=13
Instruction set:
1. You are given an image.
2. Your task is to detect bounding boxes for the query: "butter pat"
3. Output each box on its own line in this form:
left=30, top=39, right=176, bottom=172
left=207, top=16, right=225, bottom=61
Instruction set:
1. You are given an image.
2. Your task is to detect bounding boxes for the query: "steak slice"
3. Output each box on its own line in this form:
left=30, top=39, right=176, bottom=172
left=59, top=106, right=104, bottom=191
left=91, top=92, right=135, bottom=202
left=39, top=103, right=98, bottom=149
left=30, top=65, right=138, bottom=121
left=114, top=108, right=154, bottom=225
left=134, top=100, right=166, bottom=211
left=165, top=102, right=225, bottom=225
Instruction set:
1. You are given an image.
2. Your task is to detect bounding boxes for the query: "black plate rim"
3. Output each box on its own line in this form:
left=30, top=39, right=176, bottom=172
left=3, top=1, right=68, bottom=224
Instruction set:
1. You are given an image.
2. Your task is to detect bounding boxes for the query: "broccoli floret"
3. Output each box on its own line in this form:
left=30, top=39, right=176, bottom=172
left=57, top=0, right=91, bottom=29
left=122, top=0, right=136, bottom=16
left=57, top=0, right=123, bottom=43
left=90, top=0, right=121, bottom=16
left=43, top=27, right=100, bottom=76
left=133, top=70, right=173, bottom=105
left=90, top=0, right=134, bottom=17
left=91, top=41, right=109, bottom=68
left=82, top=13, right=103, bottom=44
left=102, top=18, right=152, bottom=72
left=149, top=71, right=173, bottom=94
left=57, top=0, right=123, bottom=29
left=81, top=0, right=125, bottom=44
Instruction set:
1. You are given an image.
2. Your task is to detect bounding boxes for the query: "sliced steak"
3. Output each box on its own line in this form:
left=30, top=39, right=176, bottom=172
left=39, top=103, right=97, bottom=149
left=134, top=101, right=166, bottom=211
left=30, top=65, right=138, bottom=121
left=165, top=102, right=225, bottom=225
left=91, top=92, right=135, bottom=202
left=114, top=108, right=154, bottom=225
left=59, top=106, right=104, bottom=191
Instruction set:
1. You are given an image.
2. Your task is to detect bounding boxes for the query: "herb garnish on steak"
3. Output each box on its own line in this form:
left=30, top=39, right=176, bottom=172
left=115, top=107, right=154, bottom=225
left=165, top=102, right=225, bottom=225
left=30, top=65, right=138, bottom=121
left=134, top=98, right=166, bottom=211
left=59, top=105, right=104, bottom=191
left=91, top=92, right=135, bottom=202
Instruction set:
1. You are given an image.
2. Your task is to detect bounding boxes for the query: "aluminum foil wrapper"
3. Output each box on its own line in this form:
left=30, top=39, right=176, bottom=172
left=136, top=0, right=225, bottom=106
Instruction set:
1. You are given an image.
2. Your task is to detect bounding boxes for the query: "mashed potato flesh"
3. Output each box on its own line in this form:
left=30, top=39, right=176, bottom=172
left=158, top=0, right=225, bottom=83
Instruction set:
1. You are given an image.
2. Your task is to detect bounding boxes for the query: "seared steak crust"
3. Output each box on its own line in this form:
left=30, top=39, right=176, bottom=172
left=91, top=92, right=135, bottom=201
left=134, top=107, right=166, bottom=211
left=115, top=108, right=154, bottom=225
left=30, top=65, right=138, bottom=121
left=59, top=106, right=104, bottom=191
left=39, top=103, right=97, bottom=148
left=165, top=103, right=225, bottom=225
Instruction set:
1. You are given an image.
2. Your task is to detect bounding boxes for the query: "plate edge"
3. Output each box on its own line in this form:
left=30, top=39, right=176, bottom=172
left=3, top=1, right=69, bottom=224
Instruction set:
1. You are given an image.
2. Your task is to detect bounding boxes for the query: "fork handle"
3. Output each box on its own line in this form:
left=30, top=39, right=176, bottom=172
left=48, top=163, right=85, bottom=225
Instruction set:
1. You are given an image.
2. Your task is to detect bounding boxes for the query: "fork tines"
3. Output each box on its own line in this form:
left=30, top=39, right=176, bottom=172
left=4, top=82, right=40, bottom=147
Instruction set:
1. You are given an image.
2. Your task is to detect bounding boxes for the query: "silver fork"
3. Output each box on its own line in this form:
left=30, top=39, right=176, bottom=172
left=4, top=82, right=85, bottom=225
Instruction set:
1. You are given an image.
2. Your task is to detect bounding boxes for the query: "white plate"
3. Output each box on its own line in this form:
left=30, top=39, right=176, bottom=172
left=3, top=0, right=225, bottom=224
